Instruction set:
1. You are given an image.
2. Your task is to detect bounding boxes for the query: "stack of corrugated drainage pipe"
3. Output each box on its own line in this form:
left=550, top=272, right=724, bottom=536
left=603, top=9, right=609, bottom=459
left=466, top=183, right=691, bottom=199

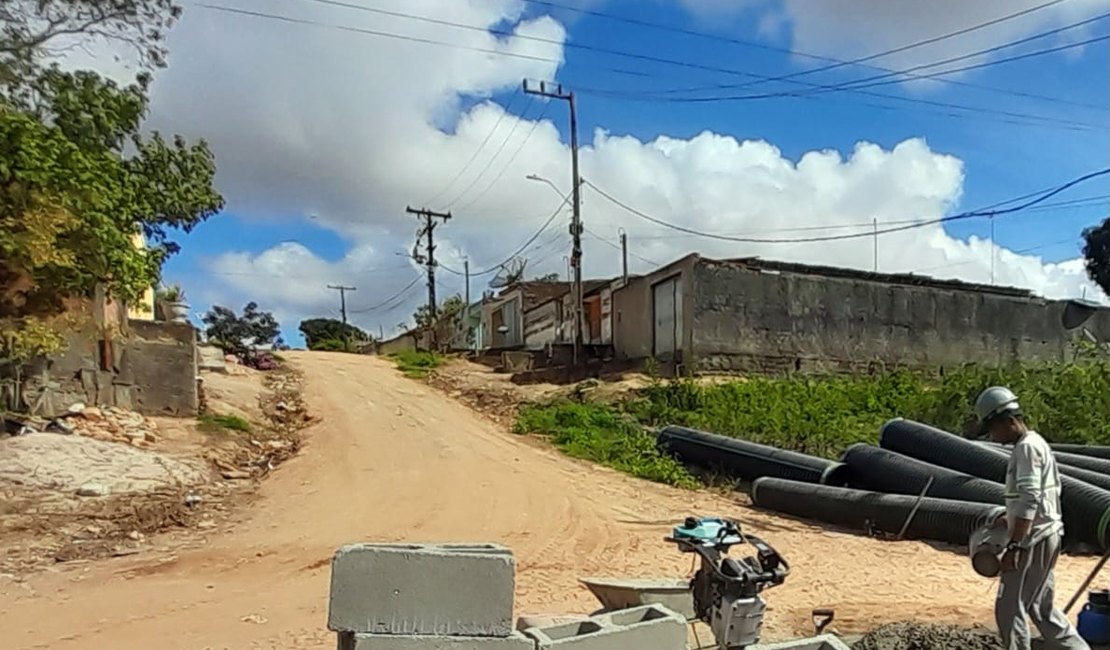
left=881, top=418, right=1110, bottom=551
left=1049, top=443, right=1110, bottom=461
left=655, top=425, right=851, bottom=485
left=979, top=440, right=1110, bottom=479
left=839, top=443, right=1006, bottom=506
left=749, top=477, right=1004, bottom=545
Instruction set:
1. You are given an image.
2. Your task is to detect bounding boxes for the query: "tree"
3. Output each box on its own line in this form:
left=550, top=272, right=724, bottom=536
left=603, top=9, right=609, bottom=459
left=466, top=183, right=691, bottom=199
left=413, top=294, right=465, bottom=330
left=203, top=302, right=283, bottom=364
left=0, top=68, right=223, bottom=319
left=1083, top=218, right=1110, bottom=296
left=1, top=0, right=181, bottom=93
left=298, top=318, right=370, bottom=351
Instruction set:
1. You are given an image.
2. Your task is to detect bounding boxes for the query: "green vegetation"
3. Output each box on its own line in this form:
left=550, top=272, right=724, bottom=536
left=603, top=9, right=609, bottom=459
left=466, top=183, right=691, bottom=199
left=514, top=402, right=698, bottom=488
left=513, top=357, right=1110, bottom=487
left=198, top=412, right=252, bottom=434
left=391, top=350, right=444, bottom=378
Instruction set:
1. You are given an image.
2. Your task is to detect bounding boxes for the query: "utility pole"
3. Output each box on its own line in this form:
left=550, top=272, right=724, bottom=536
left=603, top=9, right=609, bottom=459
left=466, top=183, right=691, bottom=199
left=464, top=259, right=472, bottom=351
left=989, top=215, right=996, bottom=285
left=327, top=284, right=356, bottom=325
left=872, top=218, right=878, bottom=272
left=523, top=79, right=583, bottom=366
left=619, top=229, right=629, bottom=285
left=405, top=207, right=452, bottom=324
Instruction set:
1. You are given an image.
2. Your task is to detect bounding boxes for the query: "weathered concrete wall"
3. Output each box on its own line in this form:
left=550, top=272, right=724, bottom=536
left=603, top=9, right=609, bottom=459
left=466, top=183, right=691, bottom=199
left=611, top=255, right=697, bottom=365
left=30, top=319, right=198, bottom=416
left=523, top=300, right=561, bottom=350
left=378, top=331, right=419, bottom=356
left=689, top=260, right=1110, bottom=374
left=123, top=320, right=199, bottom=415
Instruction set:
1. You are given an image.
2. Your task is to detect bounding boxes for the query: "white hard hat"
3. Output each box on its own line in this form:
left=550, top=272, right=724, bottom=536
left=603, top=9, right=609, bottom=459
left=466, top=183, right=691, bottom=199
left=975, top=386, right=1021, bottom=423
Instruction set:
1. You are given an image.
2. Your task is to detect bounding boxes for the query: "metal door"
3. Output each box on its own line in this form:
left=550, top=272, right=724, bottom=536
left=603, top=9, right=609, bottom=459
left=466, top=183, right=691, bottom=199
left=653, top=276, right=682, bottom=360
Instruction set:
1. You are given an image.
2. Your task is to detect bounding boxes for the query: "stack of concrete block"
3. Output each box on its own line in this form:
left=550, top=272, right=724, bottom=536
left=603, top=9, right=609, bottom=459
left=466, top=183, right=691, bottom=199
left=328, top=542, right=534, bottom=649
left=327, top=541, right=689, bottom=650
left=520, top=604, right=687, bottom=649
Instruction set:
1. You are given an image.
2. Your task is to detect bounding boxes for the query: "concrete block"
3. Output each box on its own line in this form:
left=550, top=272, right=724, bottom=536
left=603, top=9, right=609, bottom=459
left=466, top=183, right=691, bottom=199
left=337, top=631, right=535, bottom=650
left=750, top=634, right=853, bottom=650
left=328, top=543, right=515, bottom=636
left=523, top=604, right=686, bottom=649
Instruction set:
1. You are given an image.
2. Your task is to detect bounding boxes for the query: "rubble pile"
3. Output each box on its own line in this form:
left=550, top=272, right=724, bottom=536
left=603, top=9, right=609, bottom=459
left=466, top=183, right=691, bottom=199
left=69, top=404, right=160, bottom=447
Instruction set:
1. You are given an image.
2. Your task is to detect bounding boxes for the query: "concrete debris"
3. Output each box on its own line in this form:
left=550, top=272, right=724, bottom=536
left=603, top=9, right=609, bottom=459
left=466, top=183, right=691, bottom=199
left=65, top=405, right=161, bottom=448
left=852, top=622, right=1003, bottom=650
left=76, top=482, right=109, bottom=497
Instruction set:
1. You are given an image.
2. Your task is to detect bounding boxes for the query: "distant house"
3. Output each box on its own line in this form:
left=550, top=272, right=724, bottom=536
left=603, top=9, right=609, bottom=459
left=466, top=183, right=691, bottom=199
left=610, top=253, right=1110, bottom=374
left=127, top=231, right=156, bottom=321
left=481, top=281, right=571, bottom=349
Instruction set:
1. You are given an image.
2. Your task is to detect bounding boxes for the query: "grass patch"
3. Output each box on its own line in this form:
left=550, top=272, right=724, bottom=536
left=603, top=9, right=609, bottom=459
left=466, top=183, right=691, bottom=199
left=391, top=350, right=444, bottom=379
left=514, top=401, right=698, bottom=488
left=513, top=356, right=1110, bottom=487
left=197, top=412, right=253, bottom=435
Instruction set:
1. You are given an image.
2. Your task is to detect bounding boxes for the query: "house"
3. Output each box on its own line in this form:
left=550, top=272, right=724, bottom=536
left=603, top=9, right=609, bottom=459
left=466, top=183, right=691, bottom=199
left=481, top=281, right=571, bottom=349
left=127, top=231, right=156, bottom=320
left=610, top=253, right=1110, bottom=374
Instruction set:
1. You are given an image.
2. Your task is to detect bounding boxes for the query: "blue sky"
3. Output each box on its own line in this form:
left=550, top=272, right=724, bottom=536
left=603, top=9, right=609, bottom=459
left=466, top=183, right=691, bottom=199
left=144, top=0, right=1109, bottom=346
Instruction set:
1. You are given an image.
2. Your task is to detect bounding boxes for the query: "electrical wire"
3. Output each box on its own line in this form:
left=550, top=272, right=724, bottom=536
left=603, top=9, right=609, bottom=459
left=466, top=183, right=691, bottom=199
left=347, top=274, right=424, bottom=314
left=455, top=103, right=551, bottom=212
left=582, top=168, right=1110, bottom=245
left=421, top=94, right=521, bottom=208
left=582, top=226, right=661, bottom=266
left=448, top=193, right=574, bottom=278
left=912, top=234, right=1085, bottom=274
left=444, top=99, right=535, bottom=208
left=195, top=2, right=1101, bottom=132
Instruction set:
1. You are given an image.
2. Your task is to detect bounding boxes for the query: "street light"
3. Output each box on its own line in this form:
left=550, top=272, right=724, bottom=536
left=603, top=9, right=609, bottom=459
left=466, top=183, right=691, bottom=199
left=526, top=174, right=568, bottom=201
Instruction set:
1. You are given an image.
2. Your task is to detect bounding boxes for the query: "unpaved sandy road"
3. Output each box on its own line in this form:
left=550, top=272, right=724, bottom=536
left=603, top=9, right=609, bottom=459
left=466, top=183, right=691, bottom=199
left=0, top=352, right=1096, bottom=648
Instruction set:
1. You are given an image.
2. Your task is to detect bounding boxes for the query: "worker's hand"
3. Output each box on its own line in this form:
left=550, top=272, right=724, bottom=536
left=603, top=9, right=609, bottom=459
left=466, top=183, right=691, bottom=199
left=1000, top=548, right=1022, bottom=573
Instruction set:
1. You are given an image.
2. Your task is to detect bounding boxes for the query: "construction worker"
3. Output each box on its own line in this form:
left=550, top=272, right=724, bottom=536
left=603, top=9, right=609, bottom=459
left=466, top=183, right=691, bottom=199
left=976, top=386, right=1089, bottom=650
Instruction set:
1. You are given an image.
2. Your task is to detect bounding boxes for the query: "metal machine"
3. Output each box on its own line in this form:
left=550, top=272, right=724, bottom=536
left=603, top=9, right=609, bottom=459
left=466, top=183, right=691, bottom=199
left=666, top=516, right=790, bottom=649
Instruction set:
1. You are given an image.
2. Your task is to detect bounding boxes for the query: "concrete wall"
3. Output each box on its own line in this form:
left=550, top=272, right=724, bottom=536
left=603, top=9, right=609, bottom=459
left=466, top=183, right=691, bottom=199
left=611, top=255, right=697, bottom=364
left=378, top=331, right=419, bottom=356
left=31, top=318, right=199, bottom=416
left=523, top=299, right=561, bottom=350
left=689, top=259, right=1110, bottom=373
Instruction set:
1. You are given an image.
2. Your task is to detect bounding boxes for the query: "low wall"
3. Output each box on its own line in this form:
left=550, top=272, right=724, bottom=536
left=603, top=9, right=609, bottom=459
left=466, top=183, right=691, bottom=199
left=29, top=319, right=199, bottom=417
left=690, top=260, right=1110, bottom=374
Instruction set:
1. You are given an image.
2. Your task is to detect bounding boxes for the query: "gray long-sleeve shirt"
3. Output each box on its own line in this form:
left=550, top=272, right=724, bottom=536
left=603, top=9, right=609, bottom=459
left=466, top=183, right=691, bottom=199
left=1004, top=430, right=1064, bottom=545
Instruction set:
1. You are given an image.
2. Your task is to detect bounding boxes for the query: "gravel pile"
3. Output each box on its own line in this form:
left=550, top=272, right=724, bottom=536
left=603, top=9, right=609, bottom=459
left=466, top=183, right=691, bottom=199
left=853, top=622, right=1003, bottom=650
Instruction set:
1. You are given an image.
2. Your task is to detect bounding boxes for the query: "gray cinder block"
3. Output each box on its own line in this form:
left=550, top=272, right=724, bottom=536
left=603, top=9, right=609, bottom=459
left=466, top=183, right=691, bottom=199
left=522, top=604, right=686, bottom=649
left=337, top=631, right=536, bottom=650
left=328, top=543, right=515, bottom=636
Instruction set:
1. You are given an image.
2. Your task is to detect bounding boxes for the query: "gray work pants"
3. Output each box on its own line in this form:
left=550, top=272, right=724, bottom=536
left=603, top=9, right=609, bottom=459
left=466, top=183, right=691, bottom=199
left=996, top=533, right=1089, bottom=650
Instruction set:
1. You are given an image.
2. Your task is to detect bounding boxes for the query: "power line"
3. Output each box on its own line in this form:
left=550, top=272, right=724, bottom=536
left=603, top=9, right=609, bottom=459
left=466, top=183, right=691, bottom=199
left=583, top=226, right=660, bottom=266
left=347, top=274, right=424, bottom=314
left=422, top=94, right=521, bottom=207
left=444, top=98, right=535, bottom=208
left=454, top=193, right=574, bottom=277
left=456, top=102, right=551, bottom=212
left=515, top=0, right=1102, bottom=110
left=195, top=1, right=1100, bottom=132
left=582, top=168, right=1110, bottom=245
left=913, top=235, right=1084, bottom=274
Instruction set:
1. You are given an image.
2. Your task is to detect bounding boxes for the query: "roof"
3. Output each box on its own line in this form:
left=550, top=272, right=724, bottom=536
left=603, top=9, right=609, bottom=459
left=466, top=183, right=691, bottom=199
left=709, top=256, right=1035, bottom=298
left=497, top=281, right=573, bottom=311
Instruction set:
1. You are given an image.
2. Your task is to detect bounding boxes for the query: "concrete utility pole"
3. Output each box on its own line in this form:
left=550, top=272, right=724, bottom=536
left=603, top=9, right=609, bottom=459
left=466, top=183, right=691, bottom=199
left=523, top=79, right=583, bottom=366
left=405, top=207, right=452, bottom=322
left=327, top=284, right=356, bottom=325
left=872, top=218, right=878, bottom=272
left=619, top=229, right=629, bottom=285
left=464, top=259, right=471, bottom=350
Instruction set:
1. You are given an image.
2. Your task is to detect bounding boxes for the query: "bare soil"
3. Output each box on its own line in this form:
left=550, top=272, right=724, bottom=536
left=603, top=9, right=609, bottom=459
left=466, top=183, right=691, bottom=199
left=0, top=363, right=310, bottom=575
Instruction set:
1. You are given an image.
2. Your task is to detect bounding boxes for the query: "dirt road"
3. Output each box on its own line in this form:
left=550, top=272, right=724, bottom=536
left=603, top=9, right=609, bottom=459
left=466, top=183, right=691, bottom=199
left=0, top=352, right=1096, bottom=648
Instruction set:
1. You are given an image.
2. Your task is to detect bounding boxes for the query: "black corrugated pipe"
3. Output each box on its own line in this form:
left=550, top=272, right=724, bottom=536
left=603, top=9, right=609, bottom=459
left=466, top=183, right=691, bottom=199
left=750, top=477, right=1005, bottom=545
left=881, top=418, right=1110, bottom=550
left=656, top=426, right=834, bottom=484
left=1050, top=443, right=1110, bottom=461
left=841, top=444, right=1005, bottom=506
left=981, top=441, right=1110, bottom=478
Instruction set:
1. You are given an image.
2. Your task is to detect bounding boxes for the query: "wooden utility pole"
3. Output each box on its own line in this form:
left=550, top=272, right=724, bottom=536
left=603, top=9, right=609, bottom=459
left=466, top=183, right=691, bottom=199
left=405, top=206, right=452, bottom=323
left=523, top=79, right=583, bottom=366
left=327, top=284, right=356, bottom=325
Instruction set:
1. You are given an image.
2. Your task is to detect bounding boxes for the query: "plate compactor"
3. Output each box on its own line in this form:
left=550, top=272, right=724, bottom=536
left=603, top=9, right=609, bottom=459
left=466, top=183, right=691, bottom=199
left=667, top=516, right=790, bottom=649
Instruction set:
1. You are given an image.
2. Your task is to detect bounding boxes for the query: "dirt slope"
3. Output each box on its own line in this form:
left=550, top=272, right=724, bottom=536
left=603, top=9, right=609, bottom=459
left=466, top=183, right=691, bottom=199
left=0, top=352, right=1095, bottom=649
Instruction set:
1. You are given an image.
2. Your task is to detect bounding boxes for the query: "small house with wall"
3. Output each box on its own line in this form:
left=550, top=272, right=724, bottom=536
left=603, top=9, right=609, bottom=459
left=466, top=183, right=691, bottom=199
left=481, top=281, right=570, bottom=349
left=611, top=253, right=1110, bottom=374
